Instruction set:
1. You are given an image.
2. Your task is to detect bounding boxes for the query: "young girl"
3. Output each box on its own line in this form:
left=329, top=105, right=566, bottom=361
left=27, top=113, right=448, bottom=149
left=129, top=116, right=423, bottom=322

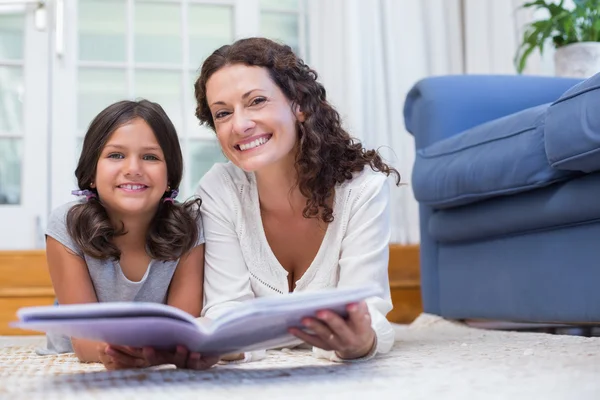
left=40, top=99, right=213, bottom=370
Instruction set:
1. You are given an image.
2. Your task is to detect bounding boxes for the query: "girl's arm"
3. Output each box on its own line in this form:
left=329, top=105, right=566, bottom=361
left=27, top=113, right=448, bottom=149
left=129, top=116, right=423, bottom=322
left=166, top=244, right=205, bottom=317
left=45, top=236, right=104, bottom=362
left=105, top=244, right=211, bottom=370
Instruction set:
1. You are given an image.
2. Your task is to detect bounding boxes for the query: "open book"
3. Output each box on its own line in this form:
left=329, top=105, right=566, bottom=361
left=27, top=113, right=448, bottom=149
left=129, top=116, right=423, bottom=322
left=12, top=284, right=382, bottom=355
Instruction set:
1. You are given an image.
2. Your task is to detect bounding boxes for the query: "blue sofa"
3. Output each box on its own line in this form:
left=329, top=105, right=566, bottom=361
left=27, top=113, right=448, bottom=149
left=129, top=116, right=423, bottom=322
left=404, top=73, right=600, bottom=323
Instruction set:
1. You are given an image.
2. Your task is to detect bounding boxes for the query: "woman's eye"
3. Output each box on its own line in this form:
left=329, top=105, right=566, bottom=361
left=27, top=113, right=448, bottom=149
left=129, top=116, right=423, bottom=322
left=250, top=97, right=266, bottom=106
left=143, top=154, right=159, bottom=161
left=108, top=153, right=124, bottom=159
left=214, top=111, right=230, bottom=120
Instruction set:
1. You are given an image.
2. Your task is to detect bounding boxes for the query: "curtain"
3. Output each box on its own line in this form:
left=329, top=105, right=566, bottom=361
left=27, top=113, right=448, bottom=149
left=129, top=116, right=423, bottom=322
left=306, top=0, right=545, bottom=244
left=307, top=0, right=462, bottom=244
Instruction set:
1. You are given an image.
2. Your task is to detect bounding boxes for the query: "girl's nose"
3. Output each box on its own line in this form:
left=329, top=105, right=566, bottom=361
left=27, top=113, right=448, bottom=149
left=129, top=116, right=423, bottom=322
left=124, top=157, right=142, bottom=176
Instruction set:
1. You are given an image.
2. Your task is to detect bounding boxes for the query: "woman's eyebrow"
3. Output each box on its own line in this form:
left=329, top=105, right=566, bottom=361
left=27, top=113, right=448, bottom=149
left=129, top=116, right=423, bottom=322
left=210, top=89, right=266, bottom=107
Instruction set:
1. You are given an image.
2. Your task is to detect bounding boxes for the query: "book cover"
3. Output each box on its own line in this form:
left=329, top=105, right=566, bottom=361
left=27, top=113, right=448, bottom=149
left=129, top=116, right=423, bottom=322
left=12, top=284, right=383, bottom=355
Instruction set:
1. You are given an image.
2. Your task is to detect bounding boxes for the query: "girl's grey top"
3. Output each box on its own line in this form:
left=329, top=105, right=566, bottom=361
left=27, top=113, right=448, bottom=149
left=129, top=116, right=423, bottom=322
left=37, top=201, right=204, bottom=355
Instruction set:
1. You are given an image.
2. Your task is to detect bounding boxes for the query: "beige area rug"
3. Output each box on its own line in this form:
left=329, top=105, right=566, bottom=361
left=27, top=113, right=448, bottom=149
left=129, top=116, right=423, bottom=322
left=0, top=314, right=598, bottom=400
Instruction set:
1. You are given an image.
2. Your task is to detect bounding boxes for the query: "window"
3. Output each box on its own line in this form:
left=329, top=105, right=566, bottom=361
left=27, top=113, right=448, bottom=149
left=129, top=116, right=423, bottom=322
left=260, top=0, right=306, bottom=58
left=64, top=0, right=307, bottom=202
left=0, top=10, right=26, bottom=206
left=0, top=3, right=49, bottom=249
left=1, top=0, right=307, bottom=250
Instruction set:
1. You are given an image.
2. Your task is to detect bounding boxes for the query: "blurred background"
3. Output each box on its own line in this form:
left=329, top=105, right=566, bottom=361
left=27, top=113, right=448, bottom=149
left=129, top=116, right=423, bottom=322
left=0, top=0, right=576, bottom=250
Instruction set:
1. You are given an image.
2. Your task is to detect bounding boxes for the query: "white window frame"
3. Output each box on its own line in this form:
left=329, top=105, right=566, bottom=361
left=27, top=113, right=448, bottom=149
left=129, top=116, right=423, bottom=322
left=51, top=0, right=306, bottom=211
left=0, top=2, right=49, bottom=250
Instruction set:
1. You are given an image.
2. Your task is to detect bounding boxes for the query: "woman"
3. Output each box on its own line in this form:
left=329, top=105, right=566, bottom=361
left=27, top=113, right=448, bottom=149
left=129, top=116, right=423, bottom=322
left=112, top=37, right=402, bottom=369
left=195, top=37, right=401, bottom=363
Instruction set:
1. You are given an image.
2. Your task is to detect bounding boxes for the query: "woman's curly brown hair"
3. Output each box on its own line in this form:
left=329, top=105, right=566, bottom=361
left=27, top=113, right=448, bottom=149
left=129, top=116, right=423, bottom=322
left=68, top=100, right=202, bottom=261
left=194, top=37, right=401, bottom=223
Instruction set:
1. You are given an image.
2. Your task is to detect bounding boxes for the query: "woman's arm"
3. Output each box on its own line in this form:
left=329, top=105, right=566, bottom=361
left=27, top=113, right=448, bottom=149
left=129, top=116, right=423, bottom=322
left=45, top=236, right=104, bottom=362
left=195, top=169, right=266, bottom=363
left=335, top=173, right=396, bottom=357
left=196, top=169, right=255, bottom=319
left=291, top=173, right=395, bottom=361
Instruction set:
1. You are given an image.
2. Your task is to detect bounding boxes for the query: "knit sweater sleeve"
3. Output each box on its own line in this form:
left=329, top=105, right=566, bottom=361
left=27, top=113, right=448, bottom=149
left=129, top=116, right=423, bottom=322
left=196, top=165, right=255, bottom=320
left=314, top=172, right=396, bottom=361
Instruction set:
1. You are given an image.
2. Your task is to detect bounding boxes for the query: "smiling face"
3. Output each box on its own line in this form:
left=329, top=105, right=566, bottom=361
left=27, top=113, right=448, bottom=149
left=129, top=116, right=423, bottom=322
left=206, top=64, right=305, bottom=173
left=94, top=118, right=169, bottom=219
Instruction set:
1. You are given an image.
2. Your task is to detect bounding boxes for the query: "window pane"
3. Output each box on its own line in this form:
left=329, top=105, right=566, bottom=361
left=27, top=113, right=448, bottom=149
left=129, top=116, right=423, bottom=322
left=0, top=11, right=25, bottom=60
left=0, top=66, right=23, bottom=135
left=0, top=138, right=22, bottom=205
left=260, top=0, right=299, bottom=9
left=188, top=5, right=233, bottom=69
left=78, top=0, right=126, bottom=62
left=188, top=139, right=226, bottom=189
left=78, top=68, right=127, bottom=132
left=260, top=12, right=299, bottom=53
left=135, top=70, right=183, bottom=134
left=75, top=137, right=84, bottom=163
left=135, top=2, right=181, bottom=64
left=187, top=72, right=214, bottom=138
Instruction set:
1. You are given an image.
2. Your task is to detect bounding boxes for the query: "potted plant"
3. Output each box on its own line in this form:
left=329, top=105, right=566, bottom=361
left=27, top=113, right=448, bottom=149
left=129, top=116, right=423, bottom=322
left=515, top=0, right=600, bottom=77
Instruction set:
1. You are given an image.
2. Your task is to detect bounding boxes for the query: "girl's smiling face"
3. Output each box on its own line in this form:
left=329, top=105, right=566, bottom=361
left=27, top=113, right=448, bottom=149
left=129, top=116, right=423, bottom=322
left=94, top=118, right=169, bottom=219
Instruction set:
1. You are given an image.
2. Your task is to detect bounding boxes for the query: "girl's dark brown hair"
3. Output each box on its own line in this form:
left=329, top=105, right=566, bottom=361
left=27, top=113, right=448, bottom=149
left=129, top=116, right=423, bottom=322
left=194, top=37, right=401, bottom=223
left=67, top=99, right=201, bottom=261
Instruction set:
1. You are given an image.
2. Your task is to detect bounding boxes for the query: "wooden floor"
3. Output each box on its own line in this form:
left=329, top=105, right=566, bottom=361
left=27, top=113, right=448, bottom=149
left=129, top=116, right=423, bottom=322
left=0, top=245, right=423, bottom=335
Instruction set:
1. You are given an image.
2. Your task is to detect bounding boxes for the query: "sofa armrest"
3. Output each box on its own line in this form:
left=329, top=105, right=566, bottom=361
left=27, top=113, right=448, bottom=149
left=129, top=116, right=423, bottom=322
left=403, top=75, right=582, bottom=149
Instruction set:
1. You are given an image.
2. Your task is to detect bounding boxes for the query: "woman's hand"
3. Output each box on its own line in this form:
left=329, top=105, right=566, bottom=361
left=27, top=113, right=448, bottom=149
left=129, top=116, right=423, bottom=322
left=101, top=344, right=220, bottom=370
left=289, top=301, right=376, bottom=360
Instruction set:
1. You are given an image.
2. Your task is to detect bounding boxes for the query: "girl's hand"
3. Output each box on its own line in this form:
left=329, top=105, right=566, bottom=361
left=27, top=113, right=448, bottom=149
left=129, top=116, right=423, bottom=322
left=141, top=346, right=220, bottom=370
left=98, top=344, right=148, bottom=370
left=289, top=301, right=376, bottom=360
left=101, top=344, right=220, bottom=370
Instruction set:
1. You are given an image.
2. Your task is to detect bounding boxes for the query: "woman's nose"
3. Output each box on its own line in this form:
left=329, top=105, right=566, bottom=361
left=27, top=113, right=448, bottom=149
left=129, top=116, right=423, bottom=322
left=231, top=110, right=255, bottom=135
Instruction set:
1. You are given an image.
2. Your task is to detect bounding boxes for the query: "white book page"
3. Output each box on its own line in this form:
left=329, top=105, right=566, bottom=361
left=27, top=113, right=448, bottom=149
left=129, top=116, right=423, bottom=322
left=17, top=302, right=198, bottom=325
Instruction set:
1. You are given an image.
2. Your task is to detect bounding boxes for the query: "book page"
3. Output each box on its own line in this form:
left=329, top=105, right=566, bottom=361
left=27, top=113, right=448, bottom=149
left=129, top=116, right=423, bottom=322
left=17, top=302, right=198, bottom=325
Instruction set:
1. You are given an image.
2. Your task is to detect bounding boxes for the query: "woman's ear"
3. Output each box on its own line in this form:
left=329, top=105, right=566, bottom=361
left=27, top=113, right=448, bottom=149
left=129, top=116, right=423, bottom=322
left=294, top=104, right=306, bottom=122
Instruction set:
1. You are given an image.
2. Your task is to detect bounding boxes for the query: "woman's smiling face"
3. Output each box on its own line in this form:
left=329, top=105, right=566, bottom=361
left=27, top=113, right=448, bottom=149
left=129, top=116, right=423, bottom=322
left=205, top=64, right=305, bottom=173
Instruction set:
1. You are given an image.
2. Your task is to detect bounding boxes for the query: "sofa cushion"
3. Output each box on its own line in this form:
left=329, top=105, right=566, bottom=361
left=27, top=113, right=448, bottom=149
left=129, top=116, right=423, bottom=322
left=545, top=72, right=600, bottom=173
left=429, top=171, right=597, bottom=243
left=412, top=103, right=577, bottom=209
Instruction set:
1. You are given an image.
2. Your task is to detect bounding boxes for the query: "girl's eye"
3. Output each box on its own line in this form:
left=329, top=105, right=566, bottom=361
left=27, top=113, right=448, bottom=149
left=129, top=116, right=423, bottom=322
left=143, top=154, right=159, bottom=161
left=108, top=153, right=124, bottom=159
left=250, top=97, right=266, bottom=106
left=214, top=110, right=231, bottom=120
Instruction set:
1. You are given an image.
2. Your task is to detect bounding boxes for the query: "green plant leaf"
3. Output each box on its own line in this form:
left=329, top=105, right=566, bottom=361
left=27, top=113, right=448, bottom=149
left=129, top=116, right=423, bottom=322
left=515, top=0, right=600, bottom=72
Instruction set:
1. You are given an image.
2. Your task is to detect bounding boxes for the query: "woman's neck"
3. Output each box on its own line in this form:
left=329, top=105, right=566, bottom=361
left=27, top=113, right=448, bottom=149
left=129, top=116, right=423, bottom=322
left=255, top=158, right=305, bottom=216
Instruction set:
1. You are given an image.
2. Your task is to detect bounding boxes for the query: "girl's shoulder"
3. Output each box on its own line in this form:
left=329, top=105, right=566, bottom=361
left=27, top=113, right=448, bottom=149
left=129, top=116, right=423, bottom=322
left=47, top=200, right=85, bottom=227
left=46, top=200, right=86, bottom=257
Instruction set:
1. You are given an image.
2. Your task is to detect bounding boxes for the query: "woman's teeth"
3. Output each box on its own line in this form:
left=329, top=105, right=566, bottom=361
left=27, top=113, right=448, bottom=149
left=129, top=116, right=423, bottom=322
left=238, top=136, right=270, bottom=151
